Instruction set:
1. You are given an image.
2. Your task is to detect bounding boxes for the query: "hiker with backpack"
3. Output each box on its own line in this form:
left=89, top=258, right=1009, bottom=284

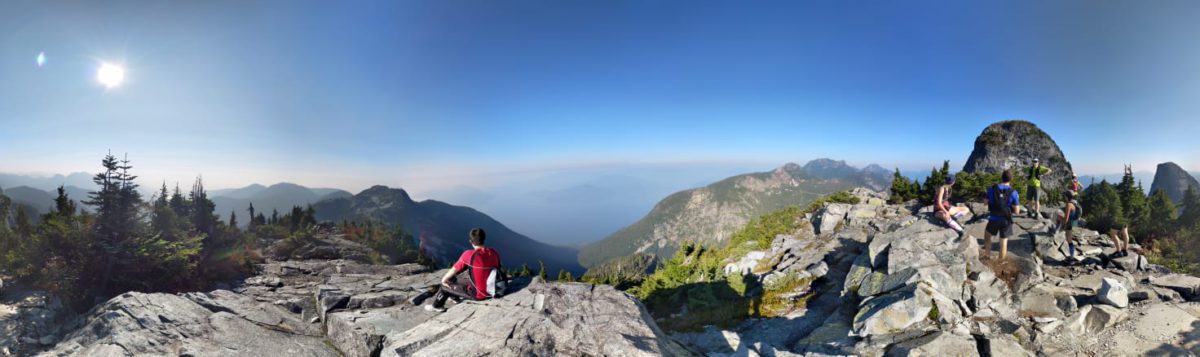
left=1050, top=190, right=1084, bottom=262
left=935, top=175, right=969, bottom=236
left=983, top=170, right=1022, bottom=260
left=1068, top=173, right=1082, bottom=194
left=1026, top=158, right=1052, bottom=218
left=425, top=228, right=508, bottom=312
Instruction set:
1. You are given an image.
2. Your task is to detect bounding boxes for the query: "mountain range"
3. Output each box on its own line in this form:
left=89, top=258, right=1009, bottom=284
left=208, top=183, right=352, bottom=226
left=576, top=159, right=891, bottom=268
left=312, top=185, right=584, bottom=274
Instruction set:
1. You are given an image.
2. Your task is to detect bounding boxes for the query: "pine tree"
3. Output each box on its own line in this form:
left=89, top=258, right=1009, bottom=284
left=1180, top=185, right=1200, bottom=229
left=1146, top=189, right=1178, bottom=241
left=888, top=168, right=914, bottom=203
left=82, top=152, right=143, bottom=296
left=53, top=185, right=76, bottom=217
left=537, top=260, right=547, bottom=280
left=270, top=209, right=279, bottom=225
left=557, top=269, right=566, bottom=281
left=519, top=263, right=532, bottom=277
left=229, top=210, right=238, bottom=230
left=1081, top=180, right=1123, bottom=233
left=189, top=177, right=216, bottom=237
left=169, top=184, right=190, bottom=219
left=1117, top=165, right=1149, bottom=233
left=246, top=203, right=257, bottom=230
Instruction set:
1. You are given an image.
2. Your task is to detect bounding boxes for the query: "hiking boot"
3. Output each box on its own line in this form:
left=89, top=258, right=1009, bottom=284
left=409, top=290, right=434, bottom=306
left=424, top=304, right=446, bottom=313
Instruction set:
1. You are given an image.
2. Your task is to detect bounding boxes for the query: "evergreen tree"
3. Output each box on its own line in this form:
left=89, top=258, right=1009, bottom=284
left=14, top=206, right=32, bottom=238
left=1117, top=165, right=1150, bottom=234
left=53, top=185, right=76, bottom=217
left=1146, top=189, right=1178, bottom=241
left=888, top=168, right=915, bottom=203
left=919, top=161, right=950, bottom=205
left=557, top=269, right=566, bottom=281
left=270, top=209, right=279, bottom=226
left=169, top=184, right=190, bottom=219
left=537, top=260, right=547, bottom=280
left=1180, top=185, right=1200, bottom=228
left=189, top=177, right=216, bottom=237
left=229, top=210, right=238, bottom=230
left=246, top=203, right=256, bottom=230
left=82, top=153, right=143, bottom=296
left=519, top=263, right=532, bottom=277
left=1081, top=180, right=1123, bottom=233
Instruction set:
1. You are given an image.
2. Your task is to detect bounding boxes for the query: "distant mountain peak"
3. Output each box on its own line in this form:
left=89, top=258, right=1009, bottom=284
left=963, top=119, right=1072, bottom=190
left=1150, top=162, right=1200, bottom=204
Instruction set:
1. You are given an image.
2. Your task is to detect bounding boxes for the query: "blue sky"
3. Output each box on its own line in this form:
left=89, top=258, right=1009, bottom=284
left=1, top=1, right=1199, bottom=193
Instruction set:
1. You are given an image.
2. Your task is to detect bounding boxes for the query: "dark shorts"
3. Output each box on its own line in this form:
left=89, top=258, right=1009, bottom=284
left=986, top=218, right=1014, bottom=238
left=1065, top=219, right=1078, bottom=231
left=1027, top=186, right=1040, bottom=201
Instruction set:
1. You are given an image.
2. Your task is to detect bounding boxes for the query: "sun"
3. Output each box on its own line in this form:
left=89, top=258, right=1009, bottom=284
left=97, top=62, right=125, bottom=89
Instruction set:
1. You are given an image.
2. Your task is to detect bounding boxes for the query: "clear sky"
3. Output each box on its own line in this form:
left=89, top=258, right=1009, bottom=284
left=2, top=1, right=1199, bottom=193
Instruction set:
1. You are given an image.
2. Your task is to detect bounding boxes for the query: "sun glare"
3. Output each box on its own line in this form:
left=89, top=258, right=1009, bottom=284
left=97, top=62, right=125, bottom=89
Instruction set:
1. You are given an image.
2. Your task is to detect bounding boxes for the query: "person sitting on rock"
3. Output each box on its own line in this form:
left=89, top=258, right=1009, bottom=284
left=425, top=228, right=506, bottom=312
left=1051, top=190, right=1084, bottom=262
left=983, top=169, right=1021, bottom=260
left=1026, top=158, right=1051, bottom=218
left=935, top=175, right=969, bottom=236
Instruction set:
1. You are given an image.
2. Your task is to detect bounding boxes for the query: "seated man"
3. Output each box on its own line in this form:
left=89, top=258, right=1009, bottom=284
left=425, top=228, right=503, bottom=312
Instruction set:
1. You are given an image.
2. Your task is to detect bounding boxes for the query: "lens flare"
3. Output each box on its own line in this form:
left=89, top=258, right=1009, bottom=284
left=36, top=52, right=45, bottom=67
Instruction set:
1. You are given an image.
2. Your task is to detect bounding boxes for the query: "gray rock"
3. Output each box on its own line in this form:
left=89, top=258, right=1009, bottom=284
left=1149, top=274, right=1200, bottom=299
left=42, top=292, right=337, bottom=356
left=1097, top=277, right=1129, bottom=308
left=380, top=281, right=689, bottom=357
left=852, top=283, right=933, bottom=337
left=985, top=334, right=1033, bottom=357
left=884, top=331, right=979, bottom=357
left=1018, top=284, right=1078, bottom=319
left=816, top=203, right=851, bottom=235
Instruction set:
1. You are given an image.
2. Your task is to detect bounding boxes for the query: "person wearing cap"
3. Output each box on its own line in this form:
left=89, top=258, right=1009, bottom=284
left=1027, top=158, right=1052, bottom=218
left=1068, top=173, right=1082, bottom=193
left=935, top=175, right=970, bottom=236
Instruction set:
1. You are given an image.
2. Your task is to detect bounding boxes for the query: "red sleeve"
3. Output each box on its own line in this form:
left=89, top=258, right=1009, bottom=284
left=452, top=250, right=469, bottom=271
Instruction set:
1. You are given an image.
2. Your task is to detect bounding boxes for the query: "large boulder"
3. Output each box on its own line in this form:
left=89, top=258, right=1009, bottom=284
left=816, top=203, right=851, bottom=235
left=381, top=281, right=689, bottom=356
left=962, top=120, right=1073, bottom=191
left=41, top=292, right=337, bottom=356
left=885, top=331, right=978, bottom=356
left=1149, top=274, right=1200, bottom=299
left=852, top=283, right=934, bottom=337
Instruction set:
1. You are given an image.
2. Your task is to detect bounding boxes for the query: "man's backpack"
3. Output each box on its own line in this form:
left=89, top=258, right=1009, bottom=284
left=988, top=185, right=1014, bottom=218
left=466, top=250, right=509, bottom=299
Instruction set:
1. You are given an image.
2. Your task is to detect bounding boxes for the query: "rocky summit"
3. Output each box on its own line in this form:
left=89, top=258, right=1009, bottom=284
left=31, top=257, right=686, bottom=357
left=963, top=120, right=1074, bottom=191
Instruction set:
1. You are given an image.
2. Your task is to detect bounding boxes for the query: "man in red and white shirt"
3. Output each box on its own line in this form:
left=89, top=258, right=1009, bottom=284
left=426, top=228, right=501, bottom=312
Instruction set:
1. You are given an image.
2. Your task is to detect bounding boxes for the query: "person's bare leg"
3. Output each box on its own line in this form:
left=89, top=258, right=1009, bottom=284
left=1121, top=227, right=1131, bottom=252
left=1109, top=229, right=1122, bottom=251
left=983, top=232, right=993, bottom=258
left=999, top=238, right=1009, bottom=260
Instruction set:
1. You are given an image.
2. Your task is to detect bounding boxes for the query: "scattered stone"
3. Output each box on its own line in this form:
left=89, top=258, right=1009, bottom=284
left=1097, top=278, right=1129, bottom=308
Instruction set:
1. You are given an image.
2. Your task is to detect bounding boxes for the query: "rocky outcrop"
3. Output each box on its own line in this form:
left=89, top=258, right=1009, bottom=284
left=0, top=289, right=69, bottom=356
left=41, top=259, right=688, bottom=357
left=672, top=187, right=1200, bottom=356
left=963, top=120, right=1074, bottom=191
left=1150, top=162, right=1200, bottom=204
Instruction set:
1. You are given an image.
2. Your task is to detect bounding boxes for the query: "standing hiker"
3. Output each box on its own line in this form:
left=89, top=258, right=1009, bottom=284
left=1051, top=190, right=1084, bottom=263
left=983, top=170, right=1022, bottom=260
left=1027, top=158, right=1052, bottom=218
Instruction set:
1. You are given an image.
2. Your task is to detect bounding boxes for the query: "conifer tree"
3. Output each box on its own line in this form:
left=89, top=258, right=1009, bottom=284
left=53, top=185, right=76, bottom=217
left=1180, top=185, right=1200, bottom=228
left=537, top=260, right=547, bottom=280
left=889, top=168, right=914, bottom=203
left=519, top=263, right=532, bottom=277
left=1081, top=180, right=1123, bottom=233
left=1117, top=165, right=1149, bottom=233
left=1146, top=189, right=1177, bottom=241
left=229, top=210, right=238, bottom=230
left=246, top=203, right=257, bottom=230
left=189, top=177, right=216, bottom=237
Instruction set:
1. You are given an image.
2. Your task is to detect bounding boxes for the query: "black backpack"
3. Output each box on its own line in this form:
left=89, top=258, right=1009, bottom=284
left=988, top=185, right=1014, bottom=218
